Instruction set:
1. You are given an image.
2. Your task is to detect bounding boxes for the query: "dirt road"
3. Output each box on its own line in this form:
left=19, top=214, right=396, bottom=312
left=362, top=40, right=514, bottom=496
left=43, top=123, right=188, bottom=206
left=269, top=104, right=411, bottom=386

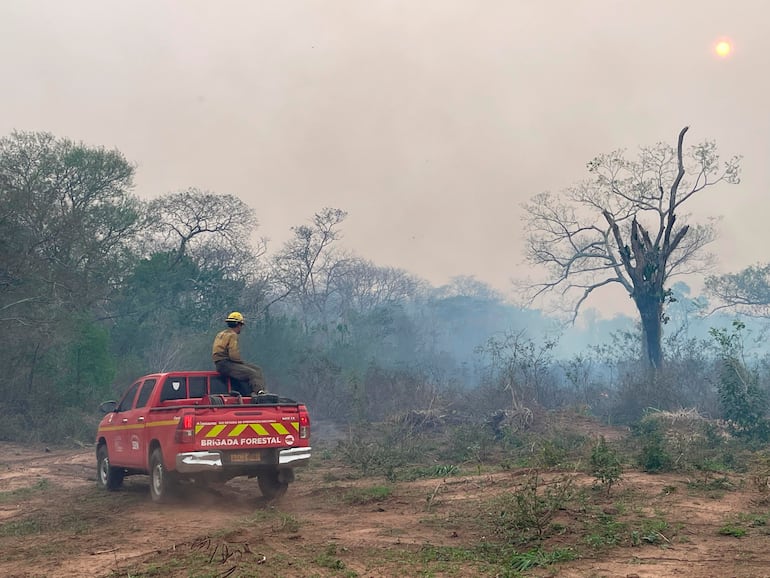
left=1, top=440, right=770, bottom=577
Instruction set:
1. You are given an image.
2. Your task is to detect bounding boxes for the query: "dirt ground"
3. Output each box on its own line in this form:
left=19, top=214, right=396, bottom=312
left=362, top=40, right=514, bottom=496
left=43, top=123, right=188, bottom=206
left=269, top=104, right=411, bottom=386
left=1, top=431, right=770, bottom=578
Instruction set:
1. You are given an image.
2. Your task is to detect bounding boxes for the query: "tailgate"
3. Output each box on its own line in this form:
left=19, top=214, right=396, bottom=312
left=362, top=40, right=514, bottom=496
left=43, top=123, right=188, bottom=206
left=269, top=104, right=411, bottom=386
left=193, top=406, right=306, bottom=451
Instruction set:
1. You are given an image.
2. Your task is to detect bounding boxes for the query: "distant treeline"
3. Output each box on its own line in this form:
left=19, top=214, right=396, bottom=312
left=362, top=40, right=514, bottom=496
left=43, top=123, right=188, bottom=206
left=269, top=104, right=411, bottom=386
left=1, top=130, right=768, bottom=443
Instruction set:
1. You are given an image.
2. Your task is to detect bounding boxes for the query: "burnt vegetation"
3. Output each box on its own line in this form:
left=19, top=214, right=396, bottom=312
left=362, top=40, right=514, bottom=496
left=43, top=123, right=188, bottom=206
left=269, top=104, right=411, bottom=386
left=0, top=128, right=769, bottom=453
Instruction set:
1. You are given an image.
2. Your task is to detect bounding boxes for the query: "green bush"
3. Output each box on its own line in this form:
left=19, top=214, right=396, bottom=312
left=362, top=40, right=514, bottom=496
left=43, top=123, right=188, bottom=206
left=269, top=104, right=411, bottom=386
left=711, top=322, right=770, bottom=441
left=589, top=436, right=623, bottom=495
left=490, top=471, right=576, bottom=543
left=633, top=419, right=673, bottom=473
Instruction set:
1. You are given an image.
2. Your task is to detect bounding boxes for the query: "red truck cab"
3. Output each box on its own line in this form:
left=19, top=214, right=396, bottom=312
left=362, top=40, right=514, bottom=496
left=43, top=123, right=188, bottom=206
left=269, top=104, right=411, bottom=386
left=95, top=371, right=311, bottom=502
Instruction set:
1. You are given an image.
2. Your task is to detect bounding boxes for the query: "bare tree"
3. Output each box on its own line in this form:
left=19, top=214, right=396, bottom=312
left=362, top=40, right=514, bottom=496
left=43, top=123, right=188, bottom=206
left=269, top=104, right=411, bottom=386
left=434, top=275, right=503, bottom=301
left=271, top=207, right=348, bottom=329
left=523, top=127, right=740, bottom=369
left=705, top=264, right=770, bottom=317
left=146, top=188, right=261, bottom=269
left=332, top=258, right=422, bottom=314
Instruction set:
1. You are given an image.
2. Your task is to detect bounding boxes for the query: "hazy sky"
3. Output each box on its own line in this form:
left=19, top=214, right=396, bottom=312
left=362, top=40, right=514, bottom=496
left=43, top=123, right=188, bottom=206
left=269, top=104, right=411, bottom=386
left=1, top=1, right=766, bottom=317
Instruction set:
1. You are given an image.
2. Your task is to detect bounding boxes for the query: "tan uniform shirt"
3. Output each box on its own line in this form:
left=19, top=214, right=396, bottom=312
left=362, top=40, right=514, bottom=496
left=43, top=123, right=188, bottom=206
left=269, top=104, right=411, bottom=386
left=212, top=328, right=242, bottom=363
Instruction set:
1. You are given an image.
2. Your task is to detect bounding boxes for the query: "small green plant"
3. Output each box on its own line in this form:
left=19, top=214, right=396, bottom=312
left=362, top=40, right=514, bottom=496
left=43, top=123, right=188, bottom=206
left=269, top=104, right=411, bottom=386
left=433, top=464, right=459, bottom=477
left=718, top=524, right=747, bottom=537
left=507, top=547, right=576, bottom=571
left=720, top=512, right=769, bottom=536
left=275, top=513, right=301, bottom=533
left=0, top=509, right=92, bottom=538
left=631, top=518, right=670, bottom=546
left=686, top=474, right=734, bottom=493
left=314, top=543, right=349, bottom=571
left=589, top=436, right=623, bottom=495
left=401, top=464, right=461, bottom=481
left=248, top=509, right=301, bottom=533
left=583, top=512, right=626, bottom=549
left=0, top=478, right=51, bottom=503
left=343, top=485, right=392, bottom=505
left=747, top=514, right=768, bottom=527
left=0, top=517, right=42, bottom=537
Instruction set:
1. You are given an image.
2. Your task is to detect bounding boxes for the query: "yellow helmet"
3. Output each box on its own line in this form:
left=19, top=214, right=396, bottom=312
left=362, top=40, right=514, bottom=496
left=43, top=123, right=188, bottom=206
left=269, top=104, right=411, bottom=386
left=226, top=311, right=245, bottom=325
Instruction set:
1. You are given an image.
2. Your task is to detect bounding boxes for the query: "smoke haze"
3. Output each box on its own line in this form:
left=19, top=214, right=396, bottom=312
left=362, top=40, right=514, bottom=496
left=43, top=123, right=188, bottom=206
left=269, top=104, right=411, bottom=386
left=1, top=0, right=766, bottom=316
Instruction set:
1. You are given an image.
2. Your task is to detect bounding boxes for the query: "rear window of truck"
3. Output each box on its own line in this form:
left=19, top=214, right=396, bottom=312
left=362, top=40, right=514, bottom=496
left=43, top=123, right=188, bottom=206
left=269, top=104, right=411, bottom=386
left=160, top=377, right=187, bottom=401
left=189, top=376, right=206, bottom=398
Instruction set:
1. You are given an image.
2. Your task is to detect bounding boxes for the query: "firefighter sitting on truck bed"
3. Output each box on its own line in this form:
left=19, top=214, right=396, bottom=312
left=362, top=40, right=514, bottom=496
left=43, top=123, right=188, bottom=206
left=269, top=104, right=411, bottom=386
left=212, top=311, right=266, bottom=396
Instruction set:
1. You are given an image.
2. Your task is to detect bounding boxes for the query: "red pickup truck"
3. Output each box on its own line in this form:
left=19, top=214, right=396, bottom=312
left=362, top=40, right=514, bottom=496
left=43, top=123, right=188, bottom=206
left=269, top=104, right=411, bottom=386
left=95, top=370, right=311, bottom=502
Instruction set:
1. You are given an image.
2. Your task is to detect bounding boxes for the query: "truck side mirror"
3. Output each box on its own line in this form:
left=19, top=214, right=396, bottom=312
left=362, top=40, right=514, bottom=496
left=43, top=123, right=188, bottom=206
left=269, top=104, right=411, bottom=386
left=98, top=400, right=118, bottom=413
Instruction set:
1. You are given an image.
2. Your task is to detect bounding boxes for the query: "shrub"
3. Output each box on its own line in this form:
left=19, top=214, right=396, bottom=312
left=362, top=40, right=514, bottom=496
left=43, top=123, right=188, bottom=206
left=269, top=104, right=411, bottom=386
left=490, top=471, right=576, bottom=543
left=589, top=436, right=623, bottom=495
left=632, top=419, right=673, bottom=473
left=710, top=321, right=770, bottom=441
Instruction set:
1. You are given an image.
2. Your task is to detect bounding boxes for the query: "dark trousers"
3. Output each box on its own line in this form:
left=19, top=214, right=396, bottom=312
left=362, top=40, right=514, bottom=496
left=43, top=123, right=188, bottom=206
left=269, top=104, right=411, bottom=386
left=215, top=360, right=266, bottom=394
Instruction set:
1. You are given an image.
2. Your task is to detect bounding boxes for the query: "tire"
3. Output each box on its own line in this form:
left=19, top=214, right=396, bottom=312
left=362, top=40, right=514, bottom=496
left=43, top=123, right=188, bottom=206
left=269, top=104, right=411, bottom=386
left=96, top=444, right=124, bottom=491
left=258, top=469, right=289, bottom=500
left=149, top=448, right=177, bottom=503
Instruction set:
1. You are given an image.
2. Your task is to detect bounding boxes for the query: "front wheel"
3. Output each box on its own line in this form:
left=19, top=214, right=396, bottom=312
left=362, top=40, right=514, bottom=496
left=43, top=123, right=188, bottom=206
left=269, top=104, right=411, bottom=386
left=258, top=469, right=289, bottom=500
left=96, top=444, right=124, bottom=491
left=149, top=448, right=177, bottom=503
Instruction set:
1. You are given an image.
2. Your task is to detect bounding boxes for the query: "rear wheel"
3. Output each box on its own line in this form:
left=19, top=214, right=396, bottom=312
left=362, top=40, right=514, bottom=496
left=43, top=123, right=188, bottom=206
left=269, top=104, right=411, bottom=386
left=96, top=445, right=124, bottom=491
left=258, top=469, right=289, bottom=500
left=149, top=448, right=177, bottom=503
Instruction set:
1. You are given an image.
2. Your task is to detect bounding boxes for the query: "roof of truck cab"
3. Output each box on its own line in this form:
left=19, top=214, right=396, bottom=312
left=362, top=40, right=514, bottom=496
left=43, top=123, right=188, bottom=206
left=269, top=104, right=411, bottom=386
left=136, top=370, right=222, bottom=380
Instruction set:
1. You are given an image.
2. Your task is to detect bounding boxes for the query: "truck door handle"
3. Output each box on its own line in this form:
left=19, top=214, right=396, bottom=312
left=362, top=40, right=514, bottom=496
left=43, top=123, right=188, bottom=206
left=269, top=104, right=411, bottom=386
left=122, top=418, right=128, bottom=424
left=137, top=417, right=145, bottom=422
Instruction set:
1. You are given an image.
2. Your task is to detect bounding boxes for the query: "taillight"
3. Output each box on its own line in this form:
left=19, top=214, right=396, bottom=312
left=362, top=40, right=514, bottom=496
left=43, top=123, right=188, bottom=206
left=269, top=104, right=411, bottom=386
left=298, top=405, right=310, bottom=440
left=175, top=413, right=195, bottom=443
